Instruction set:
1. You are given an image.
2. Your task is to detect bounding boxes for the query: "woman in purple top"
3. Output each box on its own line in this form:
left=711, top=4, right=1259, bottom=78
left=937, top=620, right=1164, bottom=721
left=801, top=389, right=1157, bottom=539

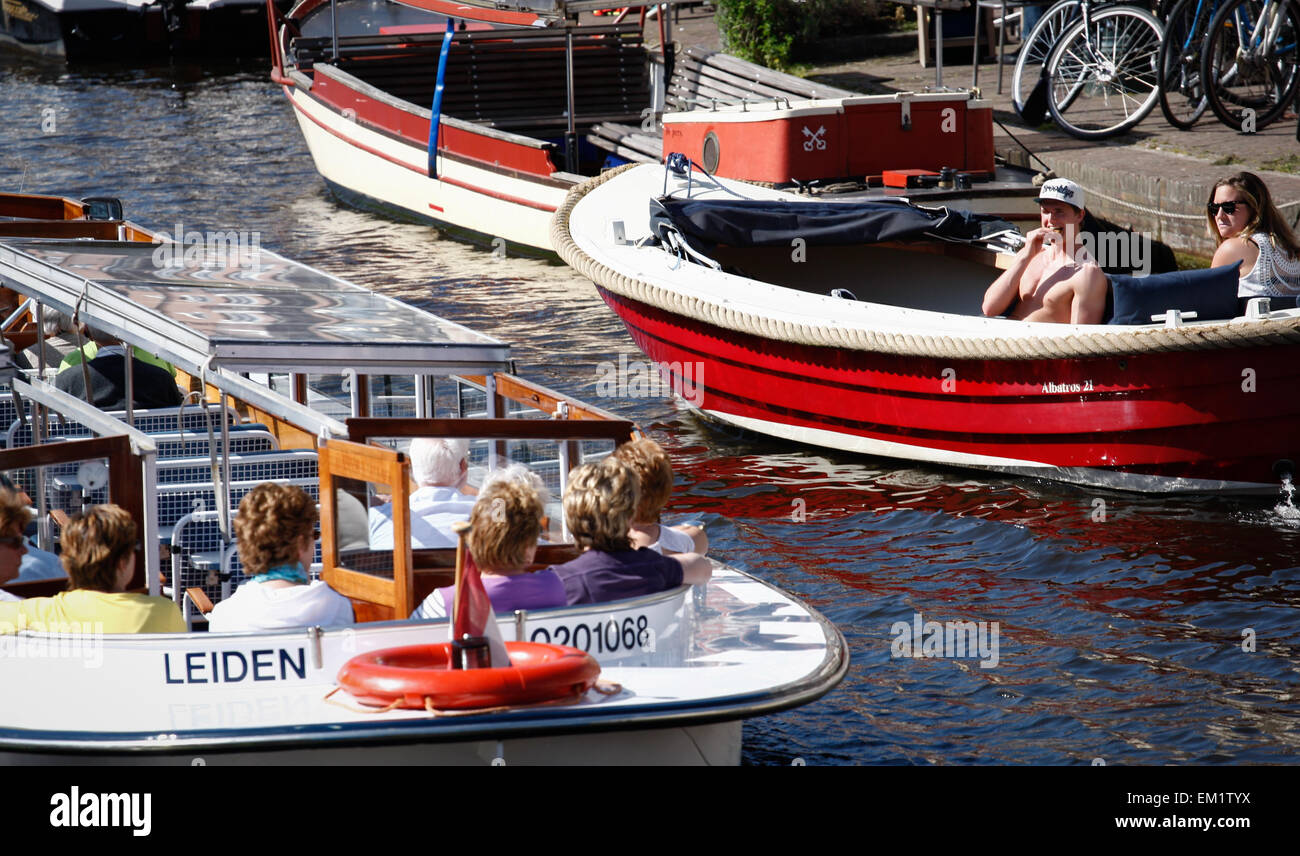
left=548, top=457, right=711, bottom=606
left=410, top=479, right=564, bottom=619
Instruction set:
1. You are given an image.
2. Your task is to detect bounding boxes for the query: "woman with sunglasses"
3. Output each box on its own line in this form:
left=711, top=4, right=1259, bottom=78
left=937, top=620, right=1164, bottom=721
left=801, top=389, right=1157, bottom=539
left=208, top=482, right=354, bottom=632
left=1208, top=172, right=1300, bottom=298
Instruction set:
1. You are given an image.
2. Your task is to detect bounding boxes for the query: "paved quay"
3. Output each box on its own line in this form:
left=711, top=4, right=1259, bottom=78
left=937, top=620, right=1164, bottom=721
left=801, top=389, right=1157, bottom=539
left=655, top=6, right=1300, bottom=257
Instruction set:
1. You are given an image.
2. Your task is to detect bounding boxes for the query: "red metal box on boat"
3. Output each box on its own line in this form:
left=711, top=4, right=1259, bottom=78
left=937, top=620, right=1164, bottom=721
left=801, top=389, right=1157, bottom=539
left=840, top=93, right=995, bottom=179
left=662, top=101, right=846, bottom=183
left=661, top=92, right=995, bottom=183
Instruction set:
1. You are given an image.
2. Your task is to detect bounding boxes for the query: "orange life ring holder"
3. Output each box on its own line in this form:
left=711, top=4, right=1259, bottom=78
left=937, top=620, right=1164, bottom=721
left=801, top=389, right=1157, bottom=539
left=337, top=641, right=601, bottom=710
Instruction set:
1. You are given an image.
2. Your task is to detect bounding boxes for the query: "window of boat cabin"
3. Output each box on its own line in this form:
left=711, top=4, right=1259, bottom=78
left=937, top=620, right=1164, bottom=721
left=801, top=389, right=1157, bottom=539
left=359, top=432, right=620, bottom=548
left=263, top=373, right=448, bottom=419
left=0, top=431, right=152, bottom=598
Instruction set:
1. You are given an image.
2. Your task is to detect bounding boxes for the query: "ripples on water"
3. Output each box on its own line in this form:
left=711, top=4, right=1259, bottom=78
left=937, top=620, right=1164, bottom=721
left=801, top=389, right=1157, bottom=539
left=4, top=55, right=1299, bottom=765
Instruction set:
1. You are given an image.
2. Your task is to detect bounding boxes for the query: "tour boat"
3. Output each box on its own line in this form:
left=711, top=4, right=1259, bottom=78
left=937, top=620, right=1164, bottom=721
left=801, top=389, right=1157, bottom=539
left=553, top=162, right=1300, bottom=494
left=0, top=191, right=847, bottom=763
left=269, top=0, right=1039, bottom=258
left=0, top=0, right=280, bottom=60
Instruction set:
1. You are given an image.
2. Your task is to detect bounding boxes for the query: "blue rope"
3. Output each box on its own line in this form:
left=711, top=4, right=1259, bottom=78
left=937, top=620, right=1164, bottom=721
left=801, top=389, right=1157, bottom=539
left=427, top=18, right=455, bottom=179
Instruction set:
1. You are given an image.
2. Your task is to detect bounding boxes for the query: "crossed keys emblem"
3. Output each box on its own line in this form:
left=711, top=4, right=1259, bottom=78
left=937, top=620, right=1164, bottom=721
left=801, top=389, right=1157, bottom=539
left=802, top=125, right=827, bottom=151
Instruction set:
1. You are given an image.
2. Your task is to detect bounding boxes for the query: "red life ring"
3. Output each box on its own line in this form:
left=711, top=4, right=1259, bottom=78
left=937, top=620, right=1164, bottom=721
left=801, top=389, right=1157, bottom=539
left=337, top=642, right=601, bottom=710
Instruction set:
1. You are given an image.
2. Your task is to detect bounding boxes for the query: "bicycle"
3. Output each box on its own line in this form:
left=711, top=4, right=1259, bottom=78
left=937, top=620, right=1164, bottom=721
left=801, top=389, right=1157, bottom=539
left=1199, top=0, right=1300, bottom=130
left=1013, top=0, right=1106, bottom=117
left=1044, top=3, right=1165, bottom=139
left=1158, top=0, right=1222, bottom=128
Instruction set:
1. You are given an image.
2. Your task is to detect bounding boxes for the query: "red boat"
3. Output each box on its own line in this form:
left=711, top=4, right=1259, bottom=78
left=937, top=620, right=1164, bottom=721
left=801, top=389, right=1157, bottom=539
left=268, top=0, right=1039, bottom=256
left=554, top=163, right=1300, bottom=494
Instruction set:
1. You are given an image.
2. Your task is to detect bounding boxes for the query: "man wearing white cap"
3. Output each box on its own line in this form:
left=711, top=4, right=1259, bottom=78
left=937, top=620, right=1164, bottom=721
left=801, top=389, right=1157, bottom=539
left=982, top=178, right=1108, bottom=324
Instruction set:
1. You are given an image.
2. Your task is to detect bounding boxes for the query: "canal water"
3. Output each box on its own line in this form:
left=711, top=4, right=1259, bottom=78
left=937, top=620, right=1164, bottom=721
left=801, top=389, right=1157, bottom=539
left=4, top=57, right=1299, bottom=765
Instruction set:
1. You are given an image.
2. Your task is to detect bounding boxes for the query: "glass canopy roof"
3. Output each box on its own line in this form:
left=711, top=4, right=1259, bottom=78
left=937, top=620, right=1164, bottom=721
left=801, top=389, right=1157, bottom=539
left=0, top=240, right=511, bottom=376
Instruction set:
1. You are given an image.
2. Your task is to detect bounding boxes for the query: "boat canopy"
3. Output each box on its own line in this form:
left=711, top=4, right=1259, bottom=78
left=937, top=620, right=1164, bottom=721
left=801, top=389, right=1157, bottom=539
left=0, top=239, right=511, bottom=377
left=652, top=197, right=1017, bottom=249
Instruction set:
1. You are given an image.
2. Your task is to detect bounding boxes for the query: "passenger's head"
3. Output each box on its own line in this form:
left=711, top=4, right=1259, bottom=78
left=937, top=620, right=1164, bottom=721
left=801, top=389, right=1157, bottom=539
left=409, top=437, right=470, bottom=488
left=1206, top=173, right=1299, bottom=256
left=1035, top=179, right=1086, bottom=234
left=610, top=438, right=673, bottom=525
left=480, top=463, right=550, bottom=506
left=61, top=504, right=137, bottom=593
left=0, top=487, right=31, bottom=586
left=234, top=483, right=318, bottom=577
left=563, top=458, right=639, bottom=552
left=467, top=480, right=544, bottom=573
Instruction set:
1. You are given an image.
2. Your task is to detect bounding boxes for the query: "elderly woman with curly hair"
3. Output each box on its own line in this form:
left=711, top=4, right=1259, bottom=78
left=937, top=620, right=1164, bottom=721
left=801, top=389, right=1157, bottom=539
left=0, top=503, right=184, bottom=633
left=1208, top=171, right=1300, bottom=298
left=208, top=483, right=354, bottom=632
left=548, top=457, right=710, bottom=606
left=410, top=477, right=565, bottom=620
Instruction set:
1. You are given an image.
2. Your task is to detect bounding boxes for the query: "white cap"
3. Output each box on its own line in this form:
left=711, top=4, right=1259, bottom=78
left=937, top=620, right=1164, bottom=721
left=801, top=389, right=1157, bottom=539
left=1034, top=178, right=1085, bottom=210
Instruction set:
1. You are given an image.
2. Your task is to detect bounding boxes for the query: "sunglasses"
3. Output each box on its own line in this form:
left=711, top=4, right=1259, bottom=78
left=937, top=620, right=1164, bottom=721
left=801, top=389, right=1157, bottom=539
left=1207, top=201, right=1246, bottom=216
left=0, top=535, right=26, bottom=549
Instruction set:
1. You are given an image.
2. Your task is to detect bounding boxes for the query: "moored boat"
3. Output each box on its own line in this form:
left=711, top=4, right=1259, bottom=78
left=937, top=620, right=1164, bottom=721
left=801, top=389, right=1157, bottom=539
left=0, top=190, right=847, bottom=763
left=553, top=162, right=1300, bottom=494
left=0, top=0, right=282, bottom=60
left=269, top=0, right=1040, bottom=257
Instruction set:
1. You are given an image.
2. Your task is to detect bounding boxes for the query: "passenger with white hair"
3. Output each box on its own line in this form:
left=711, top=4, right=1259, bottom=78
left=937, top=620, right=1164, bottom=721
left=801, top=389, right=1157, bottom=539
left=369, top=437, right=477, bottom=549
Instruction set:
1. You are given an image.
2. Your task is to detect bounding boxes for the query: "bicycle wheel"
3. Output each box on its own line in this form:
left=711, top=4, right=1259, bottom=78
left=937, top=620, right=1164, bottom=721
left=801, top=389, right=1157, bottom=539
left=1012, top=0, right=1084, bottom=114
left=1200, top=0, right=1300, bottom=130
left=1046, top=5, right=1165, bottom=140
left=1158, top=0, right=1216, bottom=128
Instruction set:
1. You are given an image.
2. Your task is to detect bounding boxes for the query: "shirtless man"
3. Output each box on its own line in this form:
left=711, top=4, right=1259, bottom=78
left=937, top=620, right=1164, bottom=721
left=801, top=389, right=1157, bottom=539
left=982, top=179, right=1109, bottom=324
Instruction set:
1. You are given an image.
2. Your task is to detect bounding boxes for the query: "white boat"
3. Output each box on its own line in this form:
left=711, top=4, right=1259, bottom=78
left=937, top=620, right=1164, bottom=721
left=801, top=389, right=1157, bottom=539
left=0, top=192, right=847, bottom=764
left=270, top=0, right=1040, bottom=257
left=0, top=0, right=280, bottom=60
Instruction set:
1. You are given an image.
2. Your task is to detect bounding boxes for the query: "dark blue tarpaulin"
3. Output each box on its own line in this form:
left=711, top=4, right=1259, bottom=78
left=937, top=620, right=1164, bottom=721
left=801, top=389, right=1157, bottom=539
left=652, top=197, right=1014, bottom=248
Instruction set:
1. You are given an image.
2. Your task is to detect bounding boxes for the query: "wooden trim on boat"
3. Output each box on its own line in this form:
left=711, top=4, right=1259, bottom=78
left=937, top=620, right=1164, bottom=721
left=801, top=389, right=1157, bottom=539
left=0, top=434, right=147, bottom=590
left=0, top=191, right=84, bottom=221
left=345, top=417, right=635, bottom=444
left=319, top=438, right=415, bottom=619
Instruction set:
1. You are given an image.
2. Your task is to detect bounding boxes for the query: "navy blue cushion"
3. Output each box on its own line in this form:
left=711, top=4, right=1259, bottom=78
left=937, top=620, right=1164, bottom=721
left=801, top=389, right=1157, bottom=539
left=1108, top=262, right=1242, bottom=326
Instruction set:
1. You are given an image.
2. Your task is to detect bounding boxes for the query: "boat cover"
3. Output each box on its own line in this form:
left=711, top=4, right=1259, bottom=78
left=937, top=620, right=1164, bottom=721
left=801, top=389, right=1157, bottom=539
left=652, top=197, right=1015, bottom=249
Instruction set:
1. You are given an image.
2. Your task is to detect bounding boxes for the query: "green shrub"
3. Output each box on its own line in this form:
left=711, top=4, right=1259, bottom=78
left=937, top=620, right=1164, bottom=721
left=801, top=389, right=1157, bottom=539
left=716, top=0, right=881, bottom=70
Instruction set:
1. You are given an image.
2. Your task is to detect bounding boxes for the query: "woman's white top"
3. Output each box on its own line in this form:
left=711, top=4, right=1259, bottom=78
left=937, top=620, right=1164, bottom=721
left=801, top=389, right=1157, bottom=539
left=649, top=524, right=696, bottom=555
left=207, top=579, right=354, bottom=632
left=1239, top=233, right=1300, bottom=297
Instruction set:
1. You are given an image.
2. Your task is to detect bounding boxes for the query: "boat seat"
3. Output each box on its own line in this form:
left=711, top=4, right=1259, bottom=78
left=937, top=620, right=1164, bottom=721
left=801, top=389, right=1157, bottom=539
left=4, top=403, right=241, bottom=449
left=586, top=121, right=662, bottom=164
left=167, top=481, right=320, bottom=621
left=307, top=23, right=650, bottom=140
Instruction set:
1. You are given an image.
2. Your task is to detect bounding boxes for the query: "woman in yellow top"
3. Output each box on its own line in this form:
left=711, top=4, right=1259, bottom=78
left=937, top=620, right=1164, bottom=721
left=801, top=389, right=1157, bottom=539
left=0, top=504, right=184, bottom=634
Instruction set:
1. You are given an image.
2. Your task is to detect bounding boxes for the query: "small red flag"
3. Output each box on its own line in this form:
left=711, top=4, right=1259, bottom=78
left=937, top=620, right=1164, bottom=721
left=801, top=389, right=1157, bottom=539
left=450, top=549, right=510, bottom=667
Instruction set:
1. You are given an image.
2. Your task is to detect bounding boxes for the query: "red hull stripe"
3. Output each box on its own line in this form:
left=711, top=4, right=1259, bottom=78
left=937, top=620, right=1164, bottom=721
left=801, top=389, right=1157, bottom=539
left=597, top=287, right=1300, bottom=479
left=288, top=89, right=558, bottom=214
